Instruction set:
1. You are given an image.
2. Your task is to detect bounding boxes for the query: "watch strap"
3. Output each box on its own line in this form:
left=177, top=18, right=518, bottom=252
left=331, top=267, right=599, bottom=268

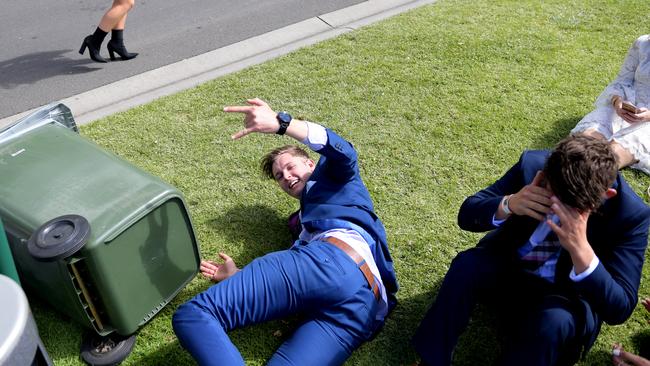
left=276, top=112, right=291, bottom=135
left=501, top=195, right=512, bottom=216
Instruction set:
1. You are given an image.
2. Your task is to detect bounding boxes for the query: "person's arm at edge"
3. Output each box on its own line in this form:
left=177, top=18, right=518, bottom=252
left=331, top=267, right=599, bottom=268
left=596, top=36, right=642, bottom=107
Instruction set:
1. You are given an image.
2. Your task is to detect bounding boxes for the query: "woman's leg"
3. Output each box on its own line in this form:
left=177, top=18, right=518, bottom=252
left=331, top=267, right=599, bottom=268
left=101, top=0, right=138, bottom=60
left=581, top=128, right=637, bottom=169
left=80, top=0, right=134, bottom=62
left=98, top=0, right=134, bottom=32
left=610, top=141, right=638, bottom=169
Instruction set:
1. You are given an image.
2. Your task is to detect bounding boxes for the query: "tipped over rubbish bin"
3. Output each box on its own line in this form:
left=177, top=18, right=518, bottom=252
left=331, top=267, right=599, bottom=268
left=0, top=103, right=200, bottom=364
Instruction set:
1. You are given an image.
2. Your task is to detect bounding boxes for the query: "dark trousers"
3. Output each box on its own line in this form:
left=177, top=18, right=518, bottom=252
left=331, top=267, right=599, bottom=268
left=412, top=247, right=594, bottom=366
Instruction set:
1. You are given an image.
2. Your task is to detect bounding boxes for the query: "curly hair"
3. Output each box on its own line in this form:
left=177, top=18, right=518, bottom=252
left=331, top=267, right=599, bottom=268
left=260, top=145, right=310, bottom=179
left=543, top=134, right=618, bottom=212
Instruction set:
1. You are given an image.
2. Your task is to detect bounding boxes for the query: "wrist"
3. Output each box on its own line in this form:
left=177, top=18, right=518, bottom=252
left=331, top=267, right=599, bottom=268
left=495, top=195, right=513, bottom=220
left=276, top=111, right=292, bottom=135
left=568, top=240, right=593, bottom=273
left=501, top=195, right=512, bottom=216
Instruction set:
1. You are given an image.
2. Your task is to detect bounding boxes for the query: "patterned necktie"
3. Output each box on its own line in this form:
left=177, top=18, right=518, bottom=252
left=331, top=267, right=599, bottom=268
left=517, top=215, right=562, bottom=282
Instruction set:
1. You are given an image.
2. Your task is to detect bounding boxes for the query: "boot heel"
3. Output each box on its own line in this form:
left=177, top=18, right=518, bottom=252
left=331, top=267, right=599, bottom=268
left=79, top=35, right=107, bottom=63
left=106, top=40, right=138, bottom=61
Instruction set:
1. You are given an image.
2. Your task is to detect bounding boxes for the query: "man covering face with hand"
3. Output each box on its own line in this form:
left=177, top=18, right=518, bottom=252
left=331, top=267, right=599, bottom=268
left=413, top=134, right=650, bottom=366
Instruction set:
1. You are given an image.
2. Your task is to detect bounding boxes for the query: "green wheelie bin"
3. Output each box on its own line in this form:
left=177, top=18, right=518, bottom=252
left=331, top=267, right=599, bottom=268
left=0, top=103, right=201, bottom=364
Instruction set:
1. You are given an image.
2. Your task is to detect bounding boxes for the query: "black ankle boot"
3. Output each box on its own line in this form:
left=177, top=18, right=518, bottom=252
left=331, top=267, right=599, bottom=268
left=79, top=28, right=108, bottom=63
left=107, top=29, right=138, bottom=61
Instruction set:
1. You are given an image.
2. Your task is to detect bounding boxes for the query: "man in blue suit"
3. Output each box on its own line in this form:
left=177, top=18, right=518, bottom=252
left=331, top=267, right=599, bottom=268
left=413, top=134, right=650, bottom=365
left=172, top=98, right=398, bottom=365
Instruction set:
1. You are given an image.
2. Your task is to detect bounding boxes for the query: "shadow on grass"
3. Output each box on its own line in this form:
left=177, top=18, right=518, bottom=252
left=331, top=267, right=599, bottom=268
left=129, top=338, right=194, bottom=366
left=634, top=329, right=650, bottom=359
left=352, top=279, right=505, bottom=365
left=530, top=115, right=583, bottom=150
left=29, top=295, right=85, bottom=363
left=584, top=329, right=650, bottom=366
left=345, top=280, right=441, bottom=365
left=208, top=203, right=294, bottom=263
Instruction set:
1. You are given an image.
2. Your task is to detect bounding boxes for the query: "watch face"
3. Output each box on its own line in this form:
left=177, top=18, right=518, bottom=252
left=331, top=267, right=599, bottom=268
left=278, top=112, right=292, bottom=123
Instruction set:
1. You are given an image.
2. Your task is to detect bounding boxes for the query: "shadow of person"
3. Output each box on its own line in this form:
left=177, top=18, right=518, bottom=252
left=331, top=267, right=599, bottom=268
left=207, top=203, right=294, bottom=263
left=344, top=280, right=441, bottom=365
left=632, top=329, right=650, bottom=360
left=0, top=50, right=100, bottom=89
left=580, top=329, right=650, bottom=366
left=530, top=115, right=582, bottom=151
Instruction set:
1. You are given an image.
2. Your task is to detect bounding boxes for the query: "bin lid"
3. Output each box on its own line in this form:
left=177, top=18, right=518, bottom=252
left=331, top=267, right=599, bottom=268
left=0, top=103, right=77, bottom=145
left=0, top=274, right=29, bottom=362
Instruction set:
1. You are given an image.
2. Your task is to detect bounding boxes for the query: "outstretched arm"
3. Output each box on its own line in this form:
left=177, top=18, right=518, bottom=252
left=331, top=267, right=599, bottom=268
left=224, top=98, right=309, bottom=142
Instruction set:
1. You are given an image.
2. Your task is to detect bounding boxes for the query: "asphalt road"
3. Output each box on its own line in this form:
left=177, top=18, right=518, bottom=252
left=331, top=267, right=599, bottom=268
left=0, top=0, right=364, bottom=119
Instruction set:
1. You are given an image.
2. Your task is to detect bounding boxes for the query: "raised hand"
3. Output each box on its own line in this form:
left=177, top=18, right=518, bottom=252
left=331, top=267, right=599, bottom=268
left=508, top=171, right=553, bottom=221
left=224, top=98, right=279, bottom=139
left=546, top=196, right=594, bottom=274
left=200, top=253, right=240, bottom=282
left=546, top=196, right=590, bottom=251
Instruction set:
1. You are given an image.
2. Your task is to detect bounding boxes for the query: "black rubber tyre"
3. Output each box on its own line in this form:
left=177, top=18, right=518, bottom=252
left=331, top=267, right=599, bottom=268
left=80, top=332, right=136, bottom=366
left=27, top=214, right=90, bottom=261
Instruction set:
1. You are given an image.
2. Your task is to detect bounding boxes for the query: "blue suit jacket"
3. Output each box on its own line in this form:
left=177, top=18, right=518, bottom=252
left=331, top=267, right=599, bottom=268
left=458, top=150, right=650, bottom=349
left=299, top=129, right=399, bottom=312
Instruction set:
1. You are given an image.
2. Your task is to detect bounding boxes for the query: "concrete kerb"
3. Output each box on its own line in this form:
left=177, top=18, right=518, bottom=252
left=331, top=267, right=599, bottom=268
left=0, top=0, right=437, bottom=129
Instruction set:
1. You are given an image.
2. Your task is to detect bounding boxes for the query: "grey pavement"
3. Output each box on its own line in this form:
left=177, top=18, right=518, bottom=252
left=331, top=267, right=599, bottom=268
left=0, top=0, right=436, bottom=129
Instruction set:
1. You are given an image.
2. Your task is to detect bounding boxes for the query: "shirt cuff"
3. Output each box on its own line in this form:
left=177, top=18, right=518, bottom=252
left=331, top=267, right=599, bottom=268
left=301, top=121, right=327, bottom=151
left=569, top=255, right=600, bottom=282
left=492, top=215, right=506, bottom=227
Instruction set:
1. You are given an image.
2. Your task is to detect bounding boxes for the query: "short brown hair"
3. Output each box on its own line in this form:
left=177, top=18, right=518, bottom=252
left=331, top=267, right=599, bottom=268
left=260, top=145, right=310, bottom=179
left=543, top=134, right=617, bottom=212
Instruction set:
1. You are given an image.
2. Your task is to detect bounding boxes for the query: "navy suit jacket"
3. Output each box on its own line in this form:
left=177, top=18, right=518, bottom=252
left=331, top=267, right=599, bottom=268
left=458, top=150, right=650, bottom=348
left=299, top=129, right=399, bottom=312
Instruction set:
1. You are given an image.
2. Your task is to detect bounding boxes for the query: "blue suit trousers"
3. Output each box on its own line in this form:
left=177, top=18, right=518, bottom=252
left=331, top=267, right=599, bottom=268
left=172, top=241, right=381, bottom=365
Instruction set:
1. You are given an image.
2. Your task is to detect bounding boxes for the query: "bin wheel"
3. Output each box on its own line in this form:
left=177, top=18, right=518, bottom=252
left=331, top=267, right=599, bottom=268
left=80, top=332, right=136, bottom=366
left=27, top=214, right=90, bottom=261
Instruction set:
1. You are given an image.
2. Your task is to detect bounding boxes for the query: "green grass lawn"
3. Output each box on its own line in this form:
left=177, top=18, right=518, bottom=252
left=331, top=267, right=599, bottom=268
left=29, top=0, right=650, bottom=364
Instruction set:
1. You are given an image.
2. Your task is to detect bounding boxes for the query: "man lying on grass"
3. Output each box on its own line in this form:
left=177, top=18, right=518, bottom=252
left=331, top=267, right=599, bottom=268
left=172, top=98, right=398, bottom=365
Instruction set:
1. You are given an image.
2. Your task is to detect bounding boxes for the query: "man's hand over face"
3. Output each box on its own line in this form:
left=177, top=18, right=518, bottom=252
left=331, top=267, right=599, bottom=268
left=546, top=196, right=594, bottom=273
left=508, top=171, right=553, bottom=221
left=546, top=196, right=591, bottom=252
